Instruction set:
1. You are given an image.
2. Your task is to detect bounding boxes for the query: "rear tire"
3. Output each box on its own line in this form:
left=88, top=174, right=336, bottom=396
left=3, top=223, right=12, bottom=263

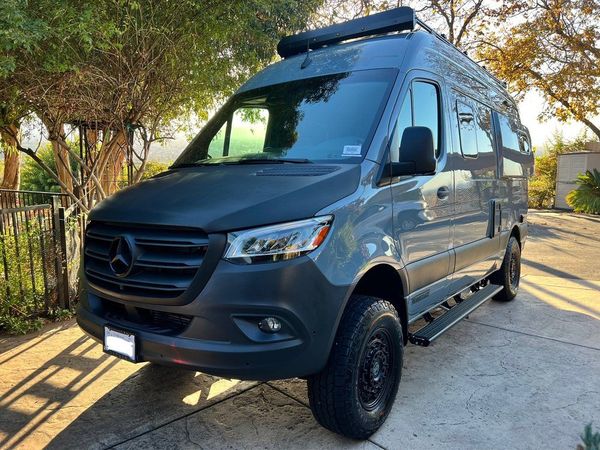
left=307, top=295, right=403, bottom=439
left=491, top=236, right=521, bottom=302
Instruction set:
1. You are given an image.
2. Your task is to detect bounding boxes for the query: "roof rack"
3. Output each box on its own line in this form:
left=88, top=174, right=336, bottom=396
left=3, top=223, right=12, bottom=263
left=277, top=7, right=507, bottom=89
left=277, top=7, right=415, bottom=58
left=414, top=18, right=508, bottom=89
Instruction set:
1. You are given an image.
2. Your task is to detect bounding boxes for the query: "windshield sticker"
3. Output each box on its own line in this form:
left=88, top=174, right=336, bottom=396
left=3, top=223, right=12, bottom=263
left=342, top=145, right=362, bottom=157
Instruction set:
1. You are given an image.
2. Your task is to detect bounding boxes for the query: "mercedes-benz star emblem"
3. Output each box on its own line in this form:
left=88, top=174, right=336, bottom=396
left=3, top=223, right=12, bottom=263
left=108, top=235, right=136, bottom=277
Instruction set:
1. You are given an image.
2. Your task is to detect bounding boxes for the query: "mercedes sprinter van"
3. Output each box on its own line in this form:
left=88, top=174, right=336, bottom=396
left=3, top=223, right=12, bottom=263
left=78, top=7, right=534, bottom=438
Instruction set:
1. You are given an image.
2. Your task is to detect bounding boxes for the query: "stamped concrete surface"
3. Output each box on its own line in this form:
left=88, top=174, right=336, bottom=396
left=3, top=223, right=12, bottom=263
left=0, top=210, right=599, bottom=449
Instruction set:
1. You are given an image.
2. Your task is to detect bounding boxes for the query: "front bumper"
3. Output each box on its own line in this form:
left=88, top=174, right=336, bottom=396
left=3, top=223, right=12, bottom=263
left=77, top=255, right=347, bottom=380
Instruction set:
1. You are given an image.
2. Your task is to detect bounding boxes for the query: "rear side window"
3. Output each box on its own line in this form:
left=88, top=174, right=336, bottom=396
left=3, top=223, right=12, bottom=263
left=457, top=101, right=477, bottom=158
left=475, top=104, right=494, bottom=156
left=498, top=115, right=520, bottom=152
left=498, top=114, right=525, bottom=177
left=519, top=134, right=531, bottom=154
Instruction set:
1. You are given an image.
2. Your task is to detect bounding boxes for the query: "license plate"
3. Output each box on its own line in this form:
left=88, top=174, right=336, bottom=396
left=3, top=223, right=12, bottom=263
left=104, top=326, right=136, bottom=362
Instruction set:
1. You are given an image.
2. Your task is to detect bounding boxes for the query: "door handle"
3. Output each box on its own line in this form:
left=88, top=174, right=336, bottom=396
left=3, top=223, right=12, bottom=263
left=437, top=186, right=450, bottom=200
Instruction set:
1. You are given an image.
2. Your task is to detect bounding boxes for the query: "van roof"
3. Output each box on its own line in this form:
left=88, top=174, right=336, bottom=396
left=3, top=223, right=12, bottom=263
left=238, top=10, right=517, bottom=114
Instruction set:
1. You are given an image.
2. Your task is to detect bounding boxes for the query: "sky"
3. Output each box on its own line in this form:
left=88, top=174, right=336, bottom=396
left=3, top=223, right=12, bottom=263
left=517, top=90, right=594, bottom=150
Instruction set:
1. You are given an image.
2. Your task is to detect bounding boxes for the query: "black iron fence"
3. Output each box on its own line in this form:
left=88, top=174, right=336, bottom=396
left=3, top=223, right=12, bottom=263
left=0, top=189, right=81, bottom=330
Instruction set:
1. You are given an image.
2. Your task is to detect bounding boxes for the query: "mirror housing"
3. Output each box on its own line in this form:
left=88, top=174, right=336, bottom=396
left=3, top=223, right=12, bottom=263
left=386, top=126, right=436, bottom=178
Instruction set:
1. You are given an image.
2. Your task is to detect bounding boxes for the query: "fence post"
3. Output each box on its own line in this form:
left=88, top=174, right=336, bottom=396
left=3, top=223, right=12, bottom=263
left=52, top=197, right=70, bottom=309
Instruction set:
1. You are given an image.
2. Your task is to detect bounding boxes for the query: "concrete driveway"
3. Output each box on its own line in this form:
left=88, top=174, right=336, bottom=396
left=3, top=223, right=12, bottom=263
left=1, top=210, right=599, bottom=449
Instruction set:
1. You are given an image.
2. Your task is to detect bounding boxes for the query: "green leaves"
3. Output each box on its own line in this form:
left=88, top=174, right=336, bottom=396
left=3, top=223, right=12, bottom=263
left=567, top=169, right=600, bottom=215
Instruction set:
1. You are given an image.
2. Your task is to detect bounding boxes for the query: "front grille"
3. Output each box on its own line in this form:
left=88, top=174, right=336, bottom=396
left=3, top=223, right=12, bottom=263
left=84, top=221, right=209, bottom=299
left=101, top=298, right=193, bottom=335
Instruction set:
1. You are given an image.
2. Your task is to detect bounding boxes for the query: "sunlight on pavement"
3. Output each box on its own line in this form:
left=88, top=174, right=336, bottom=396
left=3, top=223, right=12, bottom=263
left=521, top=276, right=600, bottom=321
left=0, top=325, right=142, bottom=449
left=0, top=323, right=243, bottom=450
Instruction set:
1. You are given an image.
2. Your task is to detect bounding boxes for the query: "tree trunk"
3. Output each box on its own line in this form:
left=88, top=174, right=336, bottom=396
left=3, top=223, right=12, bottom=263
left=99, top=129, right=128, bottom=195
left=0, top=124, right=21, bottom=190
left=51, top=136, right=74, bottom=195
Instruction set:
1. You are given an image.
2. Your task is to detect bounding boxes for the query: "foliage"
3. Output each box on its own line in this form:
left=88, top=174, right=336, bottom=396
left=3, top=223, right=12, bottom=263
left=0, top=217, right=56, bottom=335
left=527, top=133, right=587, bottom=208
left=0, top=0, right=45, bottom=78
left=579, top=423, right=600, bottom=450
left=139, top=161, right=171, bottom=180
left=315, top=0, right=503, bottom=50
left=20, top=142, right=79, bottom=192
left=477, top=0, right=600, bottom=140
left=1, top=0, right=324, bottom=209
left=567, top=169, right=600, bottom=215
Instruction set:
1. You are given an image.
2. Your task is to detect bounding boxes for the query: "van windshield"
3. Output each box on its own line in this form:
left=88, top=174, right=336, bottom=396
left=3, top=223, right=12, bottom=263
left=173, top=69, right=396, bottom=166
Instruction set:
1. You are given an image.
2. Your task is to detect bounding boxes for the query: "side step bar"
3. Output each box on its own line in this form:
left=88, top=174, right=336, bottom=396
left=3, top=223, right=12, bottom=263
left=408, top=283, right=503, bottom=347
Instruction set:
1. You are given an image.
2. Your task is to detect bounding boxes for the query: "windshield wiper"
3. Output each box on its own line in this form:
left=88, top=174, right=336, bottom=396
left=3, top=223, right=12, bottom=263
left=171, top=162, right=222, bottom=168
left=231, top=158, right=312, bottom=165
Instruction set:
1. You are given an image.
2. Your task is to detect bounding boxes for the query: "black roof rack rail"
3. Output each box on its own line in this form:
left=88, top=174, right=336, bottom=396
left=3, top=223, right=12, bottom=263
left=414, top=18, right=508, bottom=89
left=277, top=6, right=415, bottom=58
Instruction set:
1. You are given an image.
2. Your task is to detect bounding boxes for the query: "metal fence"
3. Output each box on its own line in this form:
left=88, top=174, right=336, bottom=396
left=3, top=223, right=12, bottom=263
left=0, top=189, right=80, bottom=327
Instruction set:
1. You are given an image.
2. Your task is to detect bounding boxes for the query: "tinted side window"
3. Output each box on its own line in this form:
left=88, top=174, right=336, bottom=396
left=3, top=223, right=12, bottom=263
left=412, top=81, right=440, bottom=157
left=457, top=101, right=477, bottom=158
left=390, top=80, right=440, bottom=162
left=475, top=104, right=494, bottom=155
left=499, top=115, right=520, bottom=152
left=498, top=114, right=524, bottom=177
left=519, top=134, right=531, bottom=154
left=390, top=93, right=412, bottom=162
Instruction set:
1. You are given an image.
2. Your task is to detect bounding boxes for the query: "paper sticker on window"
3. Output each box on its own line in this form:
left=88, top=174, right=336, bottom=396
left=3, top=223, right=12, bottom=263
left=343, top=145, right=362, bottom=157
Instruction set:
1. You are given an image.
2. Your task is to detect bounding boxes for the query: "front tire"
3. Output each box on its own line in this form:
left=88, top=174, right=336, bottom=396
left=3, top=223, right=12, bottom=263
left=491, top=235, right=521, bottom=301
left=307, top=296, right=403, bottom=439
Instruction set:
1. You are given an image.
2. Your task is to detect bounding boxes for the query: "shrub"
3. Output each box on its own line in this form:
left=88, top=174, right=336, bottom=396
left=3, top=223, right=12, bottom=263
left=21, top=142, right=80, bottom=192
left=579, top=423, right=600, bottom=450
left=527, top=133, right=588, bottom=209
left=567, top=169, right=600, bottom=215
left=0, top=218, right=56, bottom=334
left=140, top=161, right=171, bottom=180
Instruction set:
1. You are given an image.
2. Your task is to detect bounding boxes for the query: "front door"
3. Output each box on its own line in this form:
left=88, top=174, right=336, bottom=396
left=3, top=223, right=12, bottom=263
left=389, top=73, right=453, bottom=316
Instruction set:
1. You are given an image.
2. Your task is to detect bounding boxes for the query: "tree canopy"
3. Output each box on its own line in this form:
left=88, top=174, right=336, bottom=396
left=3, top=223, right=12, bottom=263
left=0, top=0, right=322, bottom=207
left=477, top=0, right=600, bottom=140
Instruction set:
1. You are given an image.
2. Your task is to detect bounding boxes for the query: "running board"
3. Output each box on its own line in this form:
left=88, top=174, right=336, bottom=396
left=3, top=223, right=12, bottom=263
left=408, top=283, right=503, bottom=347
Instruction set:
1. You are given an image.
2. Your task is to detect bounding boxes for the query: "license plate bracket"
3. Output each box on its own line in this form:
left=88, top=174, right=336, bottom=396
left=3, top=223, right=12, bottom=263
left=104, top=326, right=137, bottom=362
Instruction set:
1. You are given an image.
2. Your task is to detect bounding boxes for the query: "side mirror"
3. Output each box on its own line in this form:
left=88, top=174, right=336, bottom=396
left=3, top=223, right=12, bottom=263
left=386, top=126, right=436, bottom=178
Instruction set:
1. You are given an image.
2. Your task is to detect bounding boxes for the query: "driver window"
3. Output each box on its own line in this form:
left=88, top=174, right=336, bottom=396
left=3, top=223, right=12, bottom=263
left=228, top=108, right=269, bottom=157
left=391, top=80, right=440, bottom=162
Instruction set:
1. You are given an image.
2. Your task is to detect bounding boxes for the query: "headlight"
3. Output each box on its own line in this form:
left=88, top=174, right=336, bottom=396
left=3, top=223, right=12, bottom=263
left=224, top=216, right=333, bottom=264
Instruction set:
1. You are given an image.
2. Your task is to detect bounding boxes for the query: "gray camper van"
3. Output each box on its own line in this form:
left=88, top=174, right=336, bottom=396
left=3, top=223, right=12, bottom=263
left=77, top=7, right=534, bottom=439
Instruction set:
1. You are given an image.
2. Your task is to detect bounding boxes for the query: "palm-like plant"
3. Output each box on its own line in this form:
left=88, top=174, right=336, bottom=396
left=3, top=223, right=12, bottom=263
left=567, top=169, right=600, bottom=215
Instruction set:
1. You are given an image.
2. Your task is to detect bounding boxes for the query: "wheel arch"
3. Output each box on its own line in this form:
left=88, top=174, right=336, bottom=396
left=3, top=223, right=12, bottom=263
left=348, top=263, right=409, bottom=345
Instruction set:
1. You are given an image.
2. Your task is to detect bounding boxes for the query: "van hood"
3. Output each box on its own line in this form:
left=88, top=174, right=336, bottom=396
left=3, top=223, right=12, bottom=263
left=89, top=163, right=361, bottom=232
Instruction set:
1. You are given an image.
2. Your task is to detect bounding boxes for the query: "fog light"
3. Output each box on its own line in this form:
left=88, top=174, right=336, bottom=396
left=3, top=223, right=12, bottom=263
left=258, top=317, right=282, bottom=333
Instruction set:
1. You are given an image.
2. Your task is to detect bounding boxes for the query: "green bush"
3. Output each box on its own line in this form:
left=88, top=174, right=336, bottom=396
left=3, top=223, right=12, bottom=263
left=140, top=161, right=171, bottom=180
left=567, top=169, right=600, bottom=215
left=21, top=142, right=80, bottom=192
left=0, top=218, right=56, bottom=334
left=528, top=133, right=588, bottom=209
left=579, top=423, right=600, bottom=450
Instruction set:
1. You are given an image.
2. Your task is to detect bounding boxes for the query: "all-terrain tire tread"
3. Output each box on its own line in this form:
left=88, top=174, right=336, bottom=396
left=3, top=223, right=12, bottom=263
left=307, top=296, right=401, bottom=439
left=491, top=236, right=521, bottom=302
